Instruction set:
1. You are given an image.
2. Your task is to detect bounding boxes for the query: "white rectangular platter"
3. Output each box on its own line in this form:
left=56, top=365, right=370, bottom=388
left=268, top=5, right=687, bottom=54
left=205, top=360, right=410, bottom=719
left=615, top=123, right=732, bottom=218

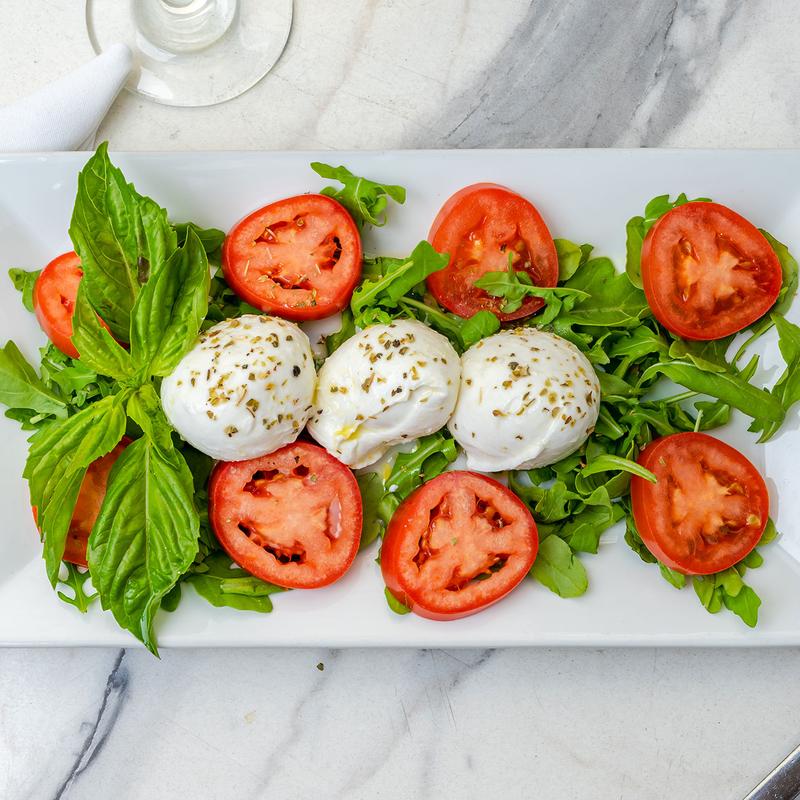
left=1, top=149, right=799, bottom=647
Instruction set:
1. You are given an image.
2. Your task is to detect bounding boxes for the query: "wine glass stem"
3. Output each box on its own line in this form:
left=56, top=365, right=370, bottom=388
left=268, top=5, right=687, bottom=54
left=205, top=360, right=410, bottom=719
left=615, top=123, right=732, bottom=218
left=134, top=0, right=238, bottom=53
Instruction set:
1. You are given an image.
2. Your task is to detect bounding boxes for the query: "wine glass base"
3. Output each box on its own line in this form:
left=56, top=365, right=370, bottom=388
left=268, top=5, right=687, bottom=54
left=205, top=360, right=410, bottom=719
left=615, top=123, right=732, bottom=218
left=86, top=0, right=293, bottom=108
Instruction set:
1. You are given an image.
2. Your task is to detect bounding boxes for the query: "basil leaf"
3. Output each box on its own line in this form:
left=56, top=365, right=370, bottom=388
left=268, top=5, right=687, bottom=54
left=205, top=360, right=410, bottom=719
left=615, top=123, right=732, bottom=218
left=311, top=162, right=406, bottom=228
left=639, top=360, right=784, bottom=423
left=129, top=228, right=209, bottom=379
left=72, top=282, right=135, bottom=380
left=356, top=472, right=385, bottom=550
left=8, top=268, right=40, bottom=312
left=384, top=587, right=411, bottom=615
left=25, top=393, right=127, bottom=583
left=126, top=383, right=174, bottom=453
left=68, top=144, right=146, bottom=339
left=136, top=195, right=178, bottom=284
left=88, top=437, right=200, bottom=654
left=530, top=535, right=588, bottom=598
left=187, top=552, right=282, bottom=612
left=0, top=341, right=67, bottom=417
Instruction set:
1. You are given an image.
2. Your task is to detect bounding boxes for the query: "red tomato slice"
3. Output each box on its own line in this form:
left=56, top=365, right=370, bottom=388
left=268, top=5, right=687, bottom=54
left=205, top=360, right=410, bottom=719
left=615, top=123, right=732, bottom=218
left=32, top=440, right=129, bottom=567
left=209, top=442, right=362, bottom=589
left=631, top=432, right=769, bottom=575
left=427, top=183, right=559, bottom=321
left=33, top=251, right=103, bottom=358
left=222, top=194, right=362, bottom=321
left=381, top=471, right=538, bottom=620
left=641, top=202, right=782, bottom=340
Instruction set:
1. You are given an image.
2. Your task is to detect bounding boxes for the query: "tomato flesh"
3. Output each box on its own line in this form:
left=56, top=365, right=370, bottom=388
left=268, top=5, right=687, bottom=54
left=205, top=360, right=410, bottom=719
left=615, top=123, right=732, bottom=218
left=631, top=432, right=768, bottom=575
left=32, top=440, right=129, bottom=567
left=209, top=442, right=362, bottom=589
left=641, top=202, right=782, bottom=340
left=427, top=183, right=558, bottom=321
left=381, top=471, right=538, bottom=619
left=222, top=194, right=362, bottom=321
left=33, top=251, right=86, bottom=358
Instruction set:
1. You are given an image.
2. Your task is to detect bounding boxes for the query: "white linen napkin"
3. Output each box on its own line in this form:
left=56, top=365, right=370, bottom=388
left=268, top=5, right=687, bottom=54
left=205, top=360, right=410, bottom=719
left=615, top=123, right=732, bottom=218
left=0, top=43, right=133, bottom=152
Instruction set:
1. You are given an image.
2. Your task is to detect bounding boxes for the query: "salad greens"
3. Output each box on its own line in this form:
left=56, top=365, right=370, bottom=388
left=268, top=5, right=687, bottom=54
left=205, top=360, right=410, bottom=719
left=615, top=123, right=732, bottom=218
left=1, top=144, right=798, bottom=648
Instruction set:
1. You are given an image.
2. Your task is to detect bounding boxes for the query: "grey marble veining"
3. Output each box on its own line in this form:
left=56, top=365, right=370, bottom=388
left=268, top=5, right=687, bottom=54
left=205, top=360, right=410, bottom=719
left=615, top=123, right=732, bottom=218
left=2, top=1, right=800, bottom=799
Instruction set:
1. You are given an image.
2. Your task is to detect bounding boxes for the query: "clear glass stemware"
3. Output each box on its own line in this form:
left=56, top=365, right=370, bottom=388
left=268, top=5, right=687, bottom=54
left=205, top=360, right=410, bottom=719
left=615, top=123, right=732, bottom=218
left=86, top=0, right=293, bottom=107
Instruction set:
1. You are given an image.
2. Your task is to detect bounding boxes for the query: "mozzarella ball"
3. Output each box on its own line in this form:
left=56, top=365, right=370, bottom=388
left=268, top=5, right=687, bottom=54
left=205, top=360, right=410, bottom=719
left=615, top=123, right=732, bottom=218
left=308, top=319, right=461, bottom=468
left=448, top=328, right=600, bottom=471
left=161, top=315, right=315, bottom=461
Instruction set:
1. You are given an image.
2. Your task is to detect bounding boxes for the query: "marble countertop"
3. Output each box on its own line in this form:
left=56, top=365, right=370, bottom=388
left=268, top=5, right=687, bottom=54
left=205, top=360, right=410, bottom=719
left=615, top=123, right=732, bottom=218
left=1, top=2, right=800, bottom=799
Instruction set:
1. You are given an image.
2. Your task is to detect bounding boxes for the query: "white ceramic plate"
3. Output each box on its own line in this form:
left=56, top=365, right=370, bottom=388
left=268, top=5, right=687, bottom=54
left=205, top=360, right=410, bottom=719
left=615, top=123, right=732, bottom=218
left=1, top=150, right=799, bottom=648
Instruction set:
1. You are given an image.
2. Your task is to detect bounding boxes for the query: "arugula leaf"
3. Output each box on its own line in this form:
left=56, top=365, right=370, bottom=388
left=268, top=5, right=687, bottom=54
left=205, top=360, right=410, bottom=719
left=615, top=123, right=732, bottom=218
left=658, top=563, right=686, bottom=589
left=350, top=241, right=449, bottom=326
left=639, top=360, right=785, bottom=424
left=88, top=436, right=200, bottom=654
left=187, top=552, right=282, bottom=612
left=129, top=228, right=209, bottom=379
left=72, top=283, right=135, bottom=381
left=69, top=143, right=175, bottom=339
left=459, top=310, right=501, bottom=349
left=0, top=341, right=67, bottom=418
left=397, top=297, right=498, bottom=352
left=205, top=272, right=261, bottom=325
left=722, top=584, right=761, bottom=628
left=384, top=587, right=411, bottom=615
left=530, top=535, right=588, bottom=598
left=57, top=563, right=98, bottom=613
left=554, top=239, right=592, bottom=281
left=8, top=268, right=40, bottom=312
left=579, top=454, right=657, bottom=483
left=473, top=261, right=588, bottom=315
left=761, top=230, right=799, bottom=318
left=750, top=315, right=800, bottom=441
left=38, top=345, right=118, bottom=410
left=356, top=472, right=385, bottom=550
left=25, top=393, right=128, bottom=584
left=311, top=162, right=405, bottom=228
left=326, top=308, right=356, bottom=354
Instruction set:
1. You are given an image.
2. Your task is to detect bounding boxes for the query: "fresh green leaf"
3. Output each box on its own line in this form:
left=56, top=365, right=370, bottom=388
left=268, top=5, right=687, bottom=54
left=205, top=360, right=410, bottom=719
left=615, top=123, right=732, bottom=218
left=160, top=583, right=182, bottom=612
left=459, top=310, right=501, bottom=349
left=8, top=268, right=40, bottom=312
left=623, top=512, right=656, bottom=564
left=173, top=222, right=225, bottom=255
left=0, top=341, right=67, bottom=417
left=69, top=143, right=176, bottom=339
left=658, top=563, right=686, bottom=589
left=694, top=575, right=723, bottom=614
left=530, top=535, right=588, bottom=598
left=760, top=518, right=779, bottom=546
left=88, top=437, right=200, bottom=654
left=187, top=552, right=282, bottom=613
left=554, top=239, right=591, bottom=281
left=326, top=308, right=356, bottom=354
left=56, top=563, right=98, bottom=613
left=129, top=228, right=210, bottom=379
left=761, top=230, right=799, bottom=319
left=559, top=501, right=624, bottom=554
left=579, top=453, right=657, bottom=483
left=722, top=584, right=761, bottom=628
left=311, top=162, right=405, bottom=228
left=126, top=383, right=174, bottom=453
left=72, top=282, right=135, bottom=380
left=357, top=472, right=386, bottom=550
left=384, top=587, right=411, bottom=615
left=639, top=360, right=784, bottom=424
left=25, top=393, right=128, bottom=584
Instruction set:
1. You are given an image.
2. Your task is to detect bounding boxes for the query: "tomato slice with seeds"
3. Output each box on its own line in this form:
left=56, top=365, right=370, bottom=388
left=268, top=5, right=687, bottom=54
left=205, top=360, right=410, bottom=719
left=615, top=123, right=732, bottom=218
left=209, top=442, right=362, bottom=589
left=33, top=251, right=111, bottom=358
left=427, top=183, right=559, bottom=321
left=381, top=471, right=538, bottom=620
left=641, top=202, right=782, bottom=340
left=631, top=432, right=769, bottom=575
left=32, top=440, right=129, bottom=567
left=222, top=194, right=362, bottom=321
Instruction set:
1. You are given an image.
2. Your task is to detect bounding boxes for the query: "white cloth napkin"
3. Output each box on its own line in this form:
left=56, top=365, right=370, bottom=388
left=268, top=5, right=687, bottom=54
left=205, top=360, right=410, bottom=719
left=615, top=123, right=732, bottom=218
left=0, top=43, right=133, bottom=152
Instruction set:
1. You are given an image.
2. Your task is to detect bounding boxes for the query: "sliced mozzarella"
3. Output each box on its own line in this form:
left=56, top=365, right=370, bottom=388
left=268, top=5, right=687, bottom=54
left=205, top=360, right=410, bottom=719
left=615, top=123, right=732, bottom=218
left=448, top=328, right=600, bottom=471
left=308, top=319, right=461, bottom=468
left=161, top=315, right=315, bottom=461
